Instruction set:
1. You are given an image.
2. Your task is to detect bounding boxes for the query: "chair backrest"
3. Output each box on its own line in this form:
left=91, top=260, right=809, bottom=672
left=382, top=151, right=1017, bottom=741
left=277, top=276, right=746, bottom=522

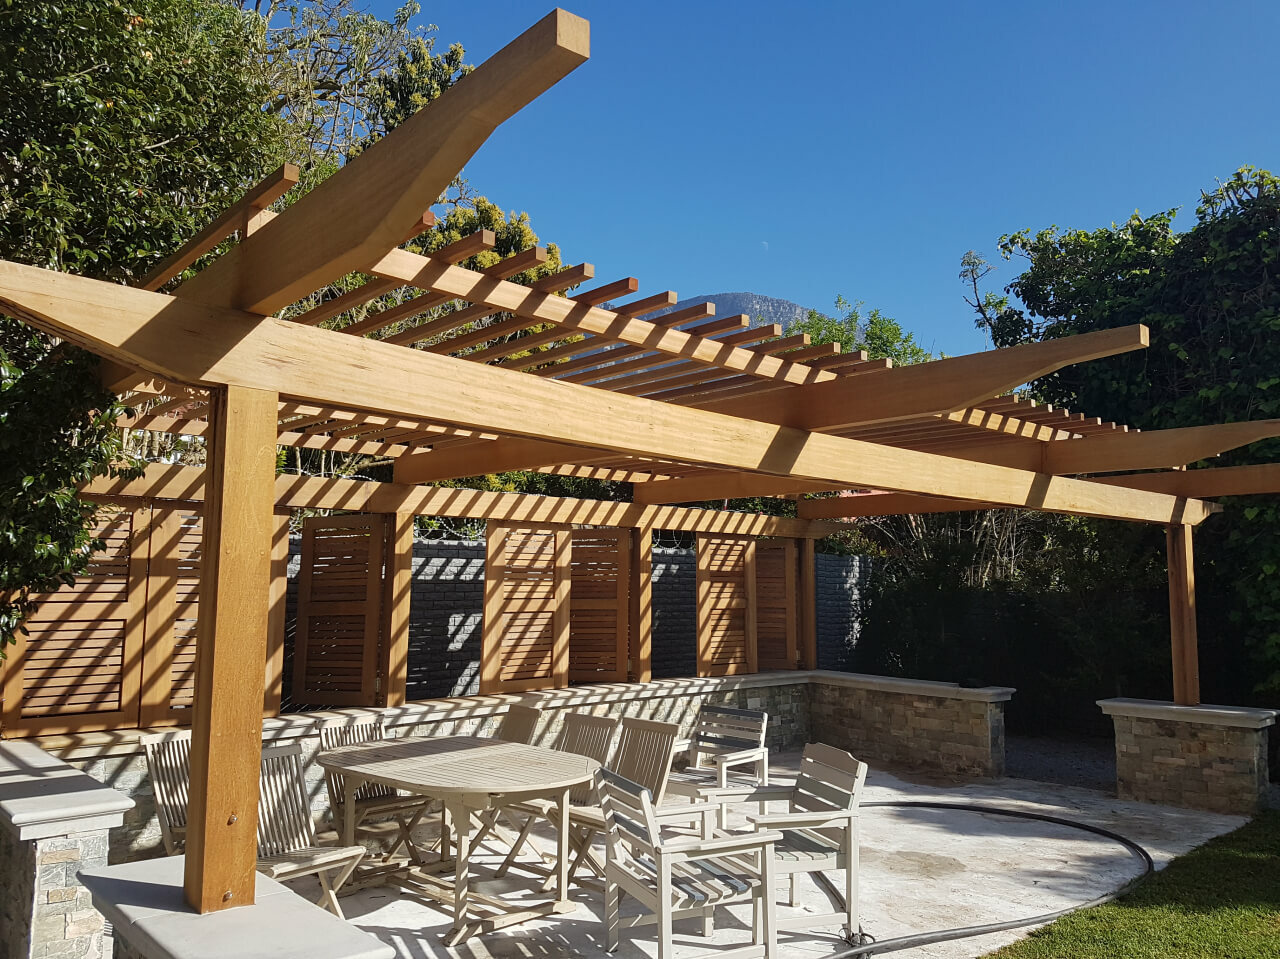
left=790, top=743, right=867, bottom=841
left=553, top=712, right=619, bottom=803
left=687, top=705, right=768, bottom=770
left=608, top=717, right=680, bottom=805
left=315, top=716, right=395, bottom=807
left=597, top=768, right=660, bottom=880
left=495, top=704, right=542, bottom=745
left=141, top=730, right=193, bottom=853
left=257, top=742, right=318, bottom=856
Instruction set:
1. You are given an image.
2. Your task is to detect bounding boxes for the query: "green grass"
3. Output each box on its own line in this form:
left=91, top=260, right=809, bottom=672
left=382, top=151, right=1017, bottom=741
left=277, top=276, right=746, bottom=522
left=988, top=811, right=1280, bottom=959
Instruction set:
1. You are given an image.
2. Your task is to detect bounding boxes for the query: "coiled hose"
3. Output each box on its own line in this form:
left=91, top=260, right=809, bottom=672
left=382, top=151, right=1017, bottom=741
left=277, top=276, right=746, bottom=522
left=816, top=800, right=1155, bottom=958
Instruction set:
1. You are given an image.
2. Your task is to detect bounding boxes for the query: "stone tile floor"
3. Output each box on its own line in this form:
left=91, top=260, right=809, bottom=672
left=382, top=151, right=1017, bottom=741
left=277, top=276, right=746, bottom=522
left=285, top=752, right=1246, bottom=959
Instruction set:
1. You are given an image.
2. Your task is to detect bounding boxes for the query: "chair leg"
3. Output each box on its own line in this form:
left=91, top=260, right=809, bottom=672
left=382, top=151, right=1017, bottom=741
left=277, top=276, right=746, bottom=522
left=759, top=757, right=769, bottom=818
left=844, top=824, right=860, bottom=940
left=316, top=869, right=345, bottom=919
left=495, top=812, right=539, bottom=878
left=657, top=899, right=674, bottom=959
left=762, top=853, right=778, bottom=958
left=701, top=905, right=714, bottom=937
left=788, top=873, right=798, bottom=908
left=605, top=879, right=621, bottom=953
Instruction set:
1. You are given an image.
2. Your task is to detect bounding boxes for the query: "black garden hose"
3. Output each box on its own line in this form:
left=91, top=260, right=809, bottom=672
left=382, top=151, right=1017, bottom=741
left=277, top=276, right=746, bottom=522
left=816, top=801, right=1155, bottom=958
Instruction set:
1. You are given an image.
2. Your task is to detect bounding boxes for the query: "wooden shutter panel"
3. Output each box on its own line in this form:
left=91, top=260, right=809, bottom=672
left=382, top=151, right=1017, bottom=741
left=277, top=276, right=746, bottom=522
left=481, top=523, right=569, bottom=694
left=1, top=508, right=147, bottom=736
left=139, top=507, right=205, bottom=725
left=755, top=539, right=797, bottom=669
left=695, top=535, right=757, bottom=677
left=292, top=514, right=387, bottom=706
left=568, top=529, right=630, bottom=683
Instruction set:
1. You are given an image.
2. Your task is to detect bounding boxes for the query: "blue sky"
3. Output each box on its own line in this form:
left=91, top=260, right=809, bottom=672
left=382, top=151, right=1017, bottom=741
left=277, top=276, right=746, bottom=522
left=369, top=1, right=1278, bottom=356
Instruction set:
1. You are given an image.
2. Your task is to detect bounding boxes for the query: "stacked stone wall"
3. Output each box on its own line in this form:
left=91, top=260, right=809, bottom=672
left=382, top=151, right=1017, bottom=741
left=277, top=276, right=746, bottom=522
left=0, top=828, right=110, bottom=959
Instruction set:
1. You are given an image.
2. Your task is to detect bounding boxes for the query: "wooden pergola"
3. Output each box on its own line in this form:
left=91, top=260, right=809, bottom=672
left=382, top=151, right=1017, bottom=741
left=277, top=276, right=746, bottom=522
left=3, top=8, right=1279, bottom=916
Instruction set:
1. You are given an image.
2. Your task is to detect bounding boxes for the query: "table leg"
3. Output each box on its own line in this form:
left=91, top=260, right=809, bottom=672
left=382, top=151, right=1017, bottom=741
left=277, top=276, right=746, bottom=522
left=448, top=797, right=471, bottom=933
left=344, top=776, right=360, bottom=847
left=554, top=786, right=571, bottom=904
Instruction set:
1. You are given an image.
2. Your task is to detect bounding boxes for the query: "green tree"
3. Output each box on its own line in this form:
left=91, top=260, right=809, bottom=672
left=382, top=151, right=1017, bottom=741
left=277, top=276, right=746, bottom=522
left=788, top=296, right=934, bottom=365
left=972, top=166, right=1280, bottom=695
left=0, top=0, right=294, bottom=647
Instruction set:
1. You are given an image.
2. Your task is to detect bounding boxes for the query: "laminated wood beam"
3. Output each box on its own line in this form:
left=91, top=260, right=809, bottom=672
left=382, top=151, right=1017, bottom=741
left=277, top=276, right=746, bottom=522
left=183, top=386, right=278, bottom=912
left=1167, top=523, right=1201, bottom=705
left=1, top=260, right=1213, bottom=525
left=170, top=10, right=589, bottom=314
left=1043, top=420, right=1280, bottom=474
left=81, top=464, right=842, bottom=538
left=632, top=472, right=835, bottom=505
left=797, top=492, right=997, bottom=519
left=1089, top=463, right=1280, bottom=498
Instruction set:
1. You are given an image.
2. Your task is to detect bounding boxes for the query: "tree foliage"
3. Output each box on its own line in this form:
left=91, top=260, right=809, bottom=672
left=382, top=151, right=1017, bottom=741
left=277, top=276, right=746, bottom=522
left=970, top=166, right=1280, bottom=696
left=788, top=296, right=934, bottom=366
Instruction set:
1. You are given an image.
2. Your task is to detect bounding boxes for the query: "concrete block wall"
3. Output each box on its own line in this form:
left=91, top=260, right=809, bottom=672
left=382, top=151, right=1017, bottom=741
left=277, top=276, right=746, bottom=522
left=816, top=553, right=870, bottom=671
left=651, top=547, right=696, bottom=679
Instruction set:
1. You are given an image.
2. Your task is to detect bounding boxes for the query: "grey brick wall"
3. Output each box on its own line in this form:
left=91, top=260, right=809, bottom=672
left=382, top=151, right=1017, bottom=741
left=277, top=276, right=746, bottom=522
left=284, top=537, right=871, bottom=700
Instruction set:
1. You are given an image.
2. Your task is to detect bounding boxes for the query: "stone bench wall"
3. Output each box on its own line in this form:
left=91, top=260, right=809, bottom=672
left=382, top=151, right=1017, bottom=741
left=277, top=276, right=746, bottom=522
left=1101, top=698, right=1277, bottom=815
left=810, top=674, right=1013, bottom=777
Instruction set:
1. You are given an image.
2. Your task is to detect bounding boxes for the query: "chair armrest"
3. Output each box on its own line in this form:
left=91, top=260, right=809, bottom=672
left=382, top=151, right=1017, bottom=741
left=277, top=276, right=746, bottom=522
left=659, top=829, right=784, bottom=860
left=674, top=737, right=693, bottom=753
left=745, top=810, right=856, bottom=829
left=712, top=747, right=768, bottom=771
left=653, top=802, right=720, bottom=820
left=698, top=785, right=794, bottom=803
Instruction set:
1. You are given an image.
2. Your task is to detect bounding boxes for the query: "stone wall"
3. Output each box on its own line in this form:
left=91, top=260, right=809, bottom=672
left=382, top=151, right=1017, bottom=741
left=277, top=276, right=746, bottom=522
left=810, top=673, right=1012, bottom=777
left=1100, top=698, right=1277, bottom=815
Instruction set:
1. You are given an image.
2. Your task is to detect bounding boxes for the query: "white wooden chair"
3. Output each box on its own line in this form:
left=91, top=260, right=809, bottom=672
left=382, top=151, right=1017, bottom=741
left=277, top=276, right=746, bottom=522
left=599, top=768, right=781, bottom=959
left=664, top=705, right=770, bottom=826
left=704, top=743, right=867, bottom=939
left=493, top=703, right=542, bottom=744
left=534, top=716, right=682, bottom=889
left=141, top=730, right=192, bottom=856
left=257, top=742, right=366, bottom=917
left=314, top=716, right=432, bottom=862
left=493, top=711, right=619, bottom=877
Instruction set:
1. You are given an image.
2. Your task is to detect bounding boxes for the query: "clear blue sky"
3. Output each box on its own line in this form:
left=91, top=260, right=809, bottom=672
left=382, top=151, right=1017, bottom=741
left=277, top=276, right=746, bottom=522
left=369, top=0, right=1278, bottom=356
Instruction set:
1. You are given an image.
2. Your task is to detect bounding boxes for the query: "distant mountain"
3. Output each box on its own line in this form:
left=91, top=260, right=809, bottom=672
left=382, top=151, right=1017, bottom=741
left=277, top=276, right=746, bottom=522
left=649, top=292, right=815, bottom=330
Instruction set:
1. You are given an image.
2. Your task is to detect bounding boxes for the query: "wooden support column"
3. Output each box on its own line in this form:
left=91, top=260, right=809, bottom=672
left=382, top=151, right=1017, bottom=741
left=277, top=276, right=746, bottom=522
left=262, top=511, right=291, bottom=717
left=1167, top=523, right=1201, bottom=706
left=630, top=525, right=654, bottom=682
left=183, top=386, right=279, bottom=913
left=379, top=512, right=416, bottom=707
left=798, top=539, right=817, bottom=670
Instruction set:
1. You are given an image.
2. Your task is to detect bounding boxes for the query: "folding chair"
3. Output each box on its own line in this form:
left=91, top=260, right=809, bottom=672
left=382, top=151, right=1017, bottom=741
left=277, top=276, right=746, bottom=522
left=141, top=730, right=193, bottom=856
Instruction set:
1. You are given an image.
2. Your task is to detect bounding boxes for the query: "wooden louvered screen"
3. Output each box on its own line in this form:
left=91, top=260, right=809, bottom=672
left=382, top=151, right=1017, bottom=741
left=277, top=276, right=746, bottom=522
left=140, top=508, right=205, bottom=725
left=568, top=529, right=630, bottom=683
left=695, top=535, right=757, bottom=677
left=292, top=514, right=387, bottom=706
left=755, top=539, right=798, bottom=669
left=481, top=523, right=570, bottom=694
left=0, top=508, right=147, bottom=736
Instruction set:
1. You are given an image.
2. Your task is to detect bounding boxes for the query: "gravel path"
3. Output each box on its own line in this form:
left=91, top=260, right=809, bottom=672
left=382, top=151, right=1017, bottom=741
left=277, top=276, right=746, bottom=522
left=1005, top=735, right=1116, bottom=792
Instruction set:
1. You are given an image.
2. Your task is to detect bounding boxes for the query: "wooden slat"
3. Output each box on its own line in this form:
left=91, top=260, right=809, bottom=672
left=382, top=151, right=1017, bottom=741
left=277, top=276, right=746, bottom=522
left=755, top=540, right=797, bottom=670
left=379, top=512, right=415, bottom=707
left=568, top=529, right=629, bottom=683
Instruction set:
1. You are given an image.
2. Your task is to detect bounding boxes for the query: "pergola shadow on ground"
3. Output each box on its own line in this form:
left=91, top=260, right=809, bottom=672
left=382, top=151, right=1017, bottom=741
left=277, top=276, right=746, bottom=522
left=287, top=751, right=1244, bottom=959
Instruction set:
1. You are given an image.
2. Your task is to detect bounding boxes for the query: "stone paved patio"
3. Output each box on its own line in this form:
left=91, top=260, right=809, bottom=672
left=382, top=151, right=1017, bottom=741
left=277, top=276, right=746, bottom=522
left=276, top=751, right=1245, bottom=959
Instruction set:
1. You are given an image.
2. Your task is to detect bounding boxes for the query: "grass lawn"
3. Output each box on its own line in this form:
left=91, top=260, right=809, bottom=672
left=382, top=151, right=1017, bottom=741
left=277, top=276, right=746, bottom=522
left=988, top=810, right=1280, bottom=959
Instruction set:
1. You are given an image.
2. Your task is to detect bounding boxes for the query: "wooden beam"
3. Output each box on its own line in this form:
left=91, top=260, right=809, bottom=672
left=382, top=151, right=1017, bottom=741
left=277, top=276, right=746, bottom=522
left=1167, top=523, right=1201, bottom=706
left=1045, top=420, right=1280, bottom=474
left=81, top=464, right=842, bottom=538
left=183, top=386, right=278, bottom=913
left=171, top=10, right=589, bottom=314
left=632, top=471, right=835, bottom=505
left=798, top=492, right=996, bottom=518
left=1089, top=463, right=1280, bottom=498
left=139, top=165, right=300, bottom=292
left=0, top=261, right=1213, bottom=526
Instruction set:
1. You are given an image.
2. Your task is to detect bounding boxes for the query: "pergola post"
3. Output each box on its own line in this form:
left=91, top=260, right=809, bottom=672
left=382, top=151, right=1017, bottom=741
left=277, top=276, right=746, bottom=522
left=1167, top=523, right=1201, bottom=706
left=379, top=511, right=416, bottom=707
left=630, top=525, right=653, bottom=682
left=798, top=538, right=818, bottom=669
left=183, top=386, right=279, bottom=913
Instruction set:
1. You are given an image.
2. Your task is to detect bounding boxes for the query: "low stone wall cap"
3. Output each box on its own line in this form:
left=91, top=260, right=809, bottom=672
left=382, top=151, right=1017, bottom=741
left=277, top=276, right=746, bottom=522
left=0, top=740, right=133, bottom=839
left=1098, top=697, right=1279, bottom=729
left=79, top=855, right=393, bottom=959
left=808, top=670, right=1015, bottom=702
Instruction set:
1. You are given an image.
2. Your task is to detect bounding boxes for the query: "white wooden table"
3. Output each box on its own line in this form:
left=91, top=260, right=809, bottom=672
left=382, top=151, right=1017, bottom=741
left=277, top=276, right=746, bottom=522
left=316, top=735, right=599, bottom=944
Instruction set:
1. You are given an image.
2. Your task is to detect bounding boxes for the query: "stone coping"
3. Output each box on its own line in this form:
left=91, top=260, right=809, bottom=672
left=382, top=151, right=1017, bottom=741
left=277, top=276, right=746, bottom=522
left=810, top=671, right=1016, bottom=703
left=1099, top=698, right=1280, bottom=729
left=38, top=670, right=1012, bottom=761
left=79, top=855, right=392, bottom=959
left=0, top=740, right=134, bottom=840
